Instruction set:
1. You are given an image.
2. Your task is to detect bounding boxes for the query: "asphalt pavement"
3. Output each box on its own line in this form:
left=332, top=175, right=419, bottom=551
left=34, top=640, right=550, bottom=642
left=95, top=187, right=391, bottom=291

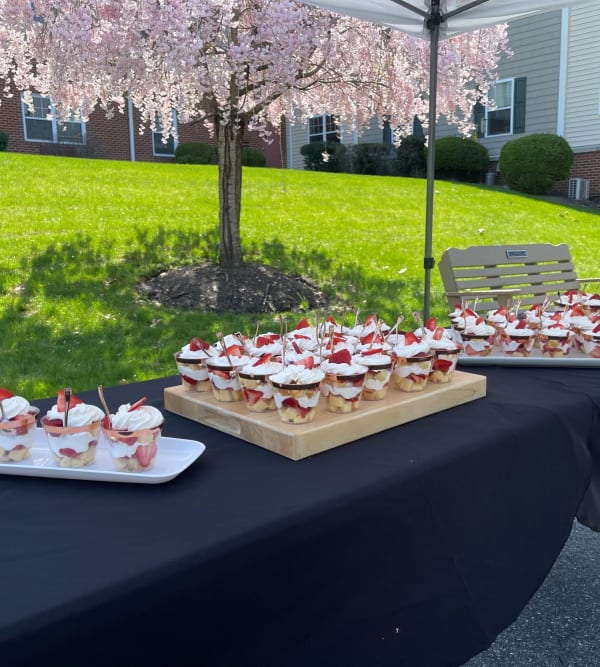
left=465, top=520, right=600, bottom=666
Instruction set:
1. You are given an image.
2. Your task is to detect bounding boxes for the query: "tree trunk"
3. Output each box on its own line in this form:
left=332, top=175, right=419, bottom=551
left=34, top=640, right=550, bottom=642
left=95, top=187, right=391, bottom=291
left=216, top=119, right=244, bottom=268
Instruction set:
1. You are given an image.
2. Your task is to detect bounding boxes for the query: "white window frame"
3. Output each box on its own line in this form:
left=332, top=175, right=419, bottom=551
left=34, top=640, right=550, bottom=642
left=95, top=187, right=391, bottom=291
left=152, top=111, right=177, bottom=157
left=484, top=78, right=514, bottom=138
left=308, top=114, right=339, bottom=143
left=21, top=93, right=86, bottom=145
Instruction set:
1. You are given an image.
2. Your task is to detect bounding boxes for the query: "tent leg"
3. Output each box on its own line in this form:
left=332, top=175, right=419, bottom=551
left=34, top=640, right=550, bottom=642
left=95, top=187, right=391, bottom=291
left=424, top=2, right=440, bottom=321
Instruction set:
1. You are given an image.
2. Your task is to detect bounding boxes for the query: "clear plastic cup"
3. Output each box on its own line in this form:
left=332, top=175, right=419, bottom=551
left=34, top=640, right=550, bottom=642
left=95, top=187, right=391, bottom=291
left=0, top=408, right=39, bottom=463
left=41, top=417, right=101, bottom=468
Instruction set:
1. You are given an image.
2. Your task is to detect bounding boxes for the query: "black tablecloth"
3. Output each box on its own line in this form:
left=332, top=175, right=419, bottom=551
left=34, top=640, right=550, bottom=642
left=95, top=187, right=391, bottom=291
left=1, top=366, right=599, bottom=667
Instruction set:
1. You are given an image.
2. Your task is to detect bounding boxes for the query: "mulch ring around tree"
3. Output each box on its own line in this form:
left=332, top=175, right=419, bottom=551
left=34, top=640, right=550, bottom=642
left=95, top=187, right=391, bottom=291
left=139, top=262, right=328, bottom=313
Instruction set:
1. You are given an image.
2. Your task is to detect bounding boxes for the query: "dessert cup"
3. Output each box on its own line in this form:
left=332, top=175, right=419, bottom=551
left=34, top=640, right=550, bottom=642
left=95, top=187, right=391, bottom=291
left=460, top=333, right=494, bottom=357
left=429, top=349, right=459, bottom=384
left=392, top=353, right=434, bottom=392
left=581, top=331, right=600, bottom=358
left=321, top=369, right=367, bottom=413
left=269, top=368, right=324, bottom=424
left=0, top=407, right=39, bottom=463
left=102, top=422, right=163, bottom=472
left=499, top=333, right=535, bottom=357
left=205, top=357, right=249, bottom=402
left=538, top=330, right=573, bottom=357
left=238, top=362, right=282, bottom=413
left=41, top=418, right=102, bottom=468
left=174, top=353, right=211, bottom=393
left=353, top=354, right=394, bottom=401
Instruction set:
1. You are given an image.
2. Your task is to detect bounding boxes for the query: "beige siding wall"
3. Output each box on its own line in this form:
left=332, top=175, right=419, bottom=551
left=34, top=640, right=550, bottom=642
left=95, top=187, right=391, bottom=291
left=287, top=115, right=384, bottom=170
left=564, top=3, right=600, bottom=153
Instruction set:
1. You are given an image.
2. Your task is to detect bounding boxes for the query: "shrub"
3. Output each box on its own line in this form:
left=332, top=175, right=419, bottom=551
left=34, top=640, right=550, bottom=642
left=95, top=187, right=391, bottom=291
left=175, top=142, right=214, bottom=164
left=434, top=136, right=489, bottom=183
left=300, top=141, right=349, bottom=172
left=350, top=142, right=397, bottom=176
left=396, top=135, right=426, bottom=177
left=242, top=147, right=266, bottom=167
left=0, top=131, right=8, bottom=151
left=498, top=133, right=574, bottom=195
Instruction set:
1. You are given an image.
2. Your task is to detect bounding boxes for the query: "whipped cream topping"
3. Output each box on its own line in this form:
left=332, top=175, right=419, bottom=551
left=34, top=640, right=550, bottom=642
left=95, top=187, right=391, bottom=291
left=206, top=355, right=252, bottom=369
left=239, top=361, right=283, bottom=376
left=320, top=360, right=368, bottom=376
left=504, top=322, right=535, bottom=337
left=46, top=402, right=104, bottom=427
left=177, top=343, right=215, bottom=360
left=352, top=353, right=393, bottom=368
left=392, top=340, right=431, bottom=358
left=110, top=404, right=164, bottom=430
left=270, top=366, right=324, bottom=386
left=463, top=322, right=496, bottom=337
left=1, top=395, right=34, bottom=420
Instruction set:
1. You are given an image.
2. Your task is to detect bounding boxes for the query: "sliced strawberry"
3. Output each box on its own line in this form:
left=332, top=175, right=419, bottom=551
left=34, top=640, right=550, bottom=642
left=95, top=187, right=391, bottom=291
left=242, top=387, right=263, bottom=405
left=252, top=353, right=272, bottom=366
left=408, top=373, right=426, bottom=383
left=433, top=327, right=445, bottom=340
left=515, top=318, right=528, bottom=329
left=282, top=396, right=312, bottom=418
left=464, top=308, right=477, bottom=317
left=58, top=448, right=78, bottom=458
left=292, top=333, right=311, bottom=340
left=135, top=441, right=157, bottom=468
left=118, top=433, right=138, bottom=446
left=295, top=318, right=310, bottom=330
left=292, top=355, right=315, bottom=369
left=360, top=331, right=381, bottom=345
left=56, top=389, right=83, bottom=412
left=425, top=317, right=437, bottom=331
left=328, top=349, right=352, bottom=365
left=475, top=317, right=484, bottom=325
left=255, top=334, right=277, bottom=348
left=326, top=315, right=336, bottom=324
left=128, top=397, right=147, bottom=411
left=43, top=417, right=64, bottom=427
left=189, top=337, right=211, bottom=352
left=210, top=369, right=232, bottom=380
left=362, top=347, right=383, bottom=356
left=181, top=374, right=198, bottom=385
left=403, top=332, right=420, bottom=345
left=0, top=388, right=14, bottom=400
left=570, top=305, right=586, bottom=317
left=433, top=359, right=453, bottom=372
left=291, top=341, right=302, bottom=354
left=223, top=344, right=244, bottom=358
left=364, top=314, right=377, bottom=326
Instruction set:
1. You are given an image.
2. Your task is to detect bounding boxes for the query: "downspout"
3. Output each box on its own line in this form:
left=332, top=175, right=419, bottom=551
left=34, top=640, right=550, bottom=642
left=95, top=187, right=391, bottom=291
left=127, top=93, right=136, bottom=162
left=556, top=8, right=570, bottom=137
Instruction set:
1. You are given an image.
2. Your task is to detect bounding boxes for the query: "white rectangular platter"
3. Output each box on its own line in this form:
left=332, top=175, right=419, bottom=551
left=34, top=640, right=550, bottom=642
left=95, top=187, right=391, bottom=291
left=0, top=429, right=206, bottom=484
left=164, top=370, right=487, bottom=461
left=458, top=348, right=600, bottom=368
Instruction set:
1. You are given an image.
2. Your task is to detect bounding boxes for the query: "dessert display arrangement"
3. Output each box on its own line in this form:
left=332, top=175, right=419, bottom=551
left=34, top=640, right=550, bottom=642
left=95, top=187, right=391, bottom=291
left=451, top=289, right=600, bottom=366
left=0, top=386, right=205, bottom=483
left=166, top=312, right=487, bottom=460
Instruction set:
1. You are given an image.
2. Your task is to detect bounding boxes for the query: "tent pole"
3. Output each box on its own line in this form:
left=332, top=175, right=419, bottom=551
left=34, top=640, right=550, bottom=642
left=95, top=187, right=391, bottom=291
left=423, top=1, right=441, bottom=321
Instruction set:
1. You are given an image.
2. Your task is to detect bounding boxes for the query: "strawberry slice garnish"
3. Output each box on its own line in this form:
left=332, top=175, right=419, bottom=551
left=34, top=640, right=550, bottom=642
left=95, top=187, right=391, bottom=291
left=425, top=317, right=437, bottom=331
left=360, top=331, right=381, bottom=345
left=135, top=441, right=157, bottom=468
left=0, top=388, right=14, bottom=400
left=181, top=374, right=198, bottom=385
left=326, top=315, right=336, bottom=324
left=128, top=397, right=147, bottom=411
left=295, top=318, right=310, bottom=330
left=56, top=389, right=83, bottom=412
left=364, top=314, right=377, bottom=326
left=292, top=355, right=315, bottom=369
left=362, top=347, right=383, bottom=355
left=570, top=305, right=586, bottom=317
left=252, top=353, right=272, bottom=366
left=328, top=349, right=352, bottom=364
left=403, top=332, right=421, bottom=345
left=255, top=334, right=279, bottom=348
left=433, top=327, right=445, bottom=340
left=189, top=337, right=211, bottom=351
left=291, top=340, right=302, bottom=354
left=515, top=318, right=528, bottom=329
left=222, top=344, right=243, bottom=357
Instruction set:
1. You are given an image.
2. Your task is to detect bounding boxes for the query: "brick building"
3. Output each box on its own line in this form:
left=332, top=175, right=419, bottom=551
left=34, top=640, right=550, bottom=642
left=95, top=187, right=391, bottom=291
left=0, top=84, right=285, bottom=168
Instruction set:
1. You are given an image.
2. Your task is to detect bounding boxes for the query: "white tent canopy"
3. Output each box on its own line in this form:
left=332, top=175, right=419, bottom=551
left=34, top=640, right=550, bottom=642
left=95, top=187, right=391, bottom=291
left=302, top=0, right=584, bottom=318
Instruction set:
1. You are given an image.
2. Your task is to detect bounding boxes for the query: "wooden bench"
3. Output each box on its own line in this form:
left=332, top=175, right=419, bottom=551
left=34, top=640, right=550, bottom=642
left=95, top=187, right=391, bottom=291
left=438, top=243, right=600, bottom=310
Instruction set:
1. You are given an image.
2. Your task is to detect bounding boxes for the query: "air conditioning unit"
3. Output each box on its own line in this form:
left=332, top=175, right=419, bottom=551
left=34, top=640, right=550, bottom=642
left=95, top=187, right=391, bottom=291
left=568, top=177, right=590, bottom=201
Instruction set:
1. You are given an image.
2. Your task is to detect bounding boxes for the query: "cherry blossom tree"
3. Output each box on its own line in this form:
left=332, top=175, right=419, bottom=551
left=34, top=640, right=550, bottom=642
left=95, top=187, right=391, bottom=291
left=0, top=0, right=508, bottom=268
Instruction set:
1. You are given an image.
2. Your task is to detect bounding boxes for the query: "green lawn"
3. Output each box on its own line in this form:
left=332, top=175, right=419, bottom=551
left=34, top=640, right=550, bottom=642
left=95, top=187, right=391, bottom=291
left=1, top=152, right=598, bottom=399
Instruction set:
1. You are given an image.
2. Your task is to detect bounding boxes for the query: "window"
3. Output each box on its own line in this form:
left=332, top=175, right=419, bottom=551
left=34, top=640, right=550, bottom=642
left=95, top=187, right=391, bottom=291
left=308, top=114, right=339, bottom=143
left=21, top=93, right=85, bottom=144
left=475, top=77, right=526, bottom=138
left=152, top=112, right=177, bottom=157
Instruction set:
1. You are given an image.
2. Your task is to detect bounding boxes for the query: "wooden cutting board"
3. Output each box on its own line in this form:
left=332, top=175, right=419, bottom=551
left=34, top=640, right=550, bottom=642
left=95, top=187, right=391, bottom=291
left=164, top=370, right=486, bottom=460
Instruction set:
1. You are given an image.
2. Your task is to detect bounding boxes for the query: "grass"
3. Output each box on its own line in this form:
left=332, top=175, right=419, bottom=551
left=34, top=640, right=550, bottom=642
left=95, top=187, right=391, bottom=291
left=1, top=151, right=599, bottom=400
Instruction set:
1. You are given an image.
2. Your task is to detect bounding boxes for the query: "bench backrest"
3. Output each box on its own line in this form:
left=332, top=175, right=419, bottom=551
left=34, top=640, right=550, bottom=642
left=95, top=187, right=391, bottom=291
left=438, top=243, right=581, bottom=310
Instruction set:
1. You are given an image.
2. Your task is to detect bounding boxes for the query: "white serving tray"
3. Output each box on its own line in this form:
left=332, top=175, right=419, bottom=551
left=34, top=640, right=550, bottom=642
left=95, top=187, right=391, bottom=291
left=0, top=428, right=206, bottom=484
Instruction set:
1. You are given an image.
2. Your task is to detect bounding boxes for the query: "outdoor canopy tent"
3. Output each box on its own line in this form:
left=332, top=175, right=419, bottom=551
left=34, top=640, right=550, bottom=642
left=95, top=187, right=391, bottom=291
left=302, top=0, right=585, bottom=318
